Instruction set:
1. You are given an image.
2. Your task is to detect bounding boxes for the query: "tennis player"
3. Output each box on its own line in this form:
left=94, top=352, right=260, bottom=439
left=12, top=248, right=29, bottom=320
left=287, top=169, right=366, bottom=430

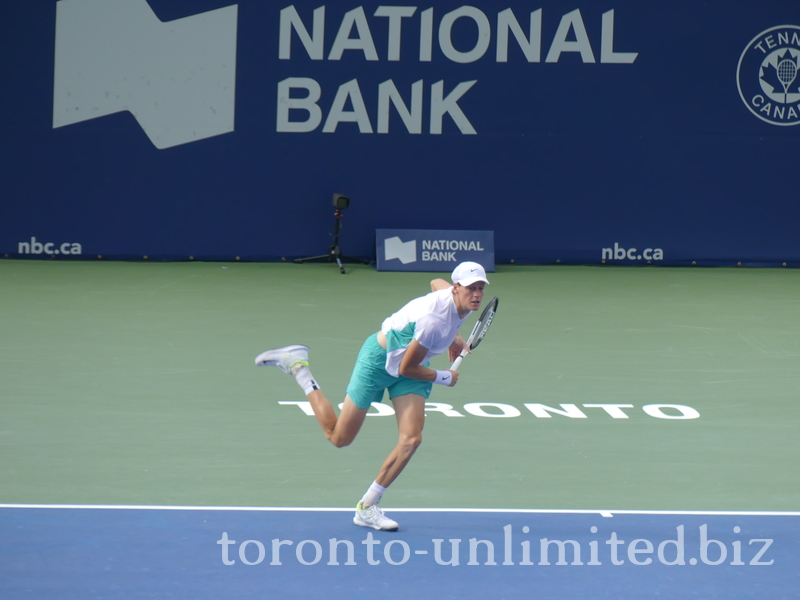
left=255, top=261, right=489, bottom=531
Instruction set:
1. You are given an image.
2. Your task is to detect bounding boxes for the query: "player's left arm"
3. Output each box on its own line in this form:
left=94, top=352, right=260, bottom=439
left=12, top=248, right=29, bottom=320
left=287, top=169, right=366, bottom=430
left=448, top=334, right=469, bottom=362
left=430, top=278, right=451, bottom=292
left=424, top=283, right=469, bottom=363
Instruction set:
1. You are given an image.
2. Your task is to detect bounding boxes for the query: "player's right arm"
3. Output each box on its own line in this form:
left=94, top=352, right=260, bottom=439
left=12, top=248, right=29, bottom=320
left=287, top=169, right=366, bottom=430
left=398, top=339, right=459, bottom=387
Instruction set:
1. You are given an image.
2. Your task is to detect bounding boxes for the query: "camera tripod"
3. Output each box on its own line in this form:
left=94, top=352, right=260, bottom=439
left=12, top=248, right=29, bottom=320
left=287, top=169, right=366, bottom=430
left=295, top=204, right=370, bottom=274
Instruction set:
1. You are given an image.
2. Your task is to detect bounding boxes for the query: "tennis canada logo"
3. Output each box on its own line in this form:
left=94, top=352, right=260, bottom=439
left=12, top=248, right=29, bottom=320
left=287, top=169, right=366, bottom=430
left=737, top=25, right=800, bottom=126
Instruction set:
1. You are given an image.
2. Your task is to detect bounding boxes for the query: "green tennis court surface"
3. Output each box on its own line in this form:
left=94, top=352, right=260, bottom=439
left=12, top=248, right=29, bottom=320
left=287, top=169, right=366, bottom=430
left=1, top=260, right=798, bottom=511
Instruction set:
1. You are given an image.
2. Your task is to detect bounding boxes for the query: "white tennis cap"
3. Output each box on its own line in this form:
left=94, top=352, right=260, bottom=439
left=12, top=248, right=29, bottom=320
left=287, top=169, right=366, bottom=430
left=451, top=261, right=489, bottom=286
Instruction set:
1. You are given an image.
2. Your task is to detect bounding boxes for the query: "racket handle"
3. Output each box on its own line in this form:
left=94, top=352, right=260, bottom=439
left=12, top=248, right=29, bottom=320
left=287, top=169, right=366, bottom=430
left=450, top=352, right=465, bottom=371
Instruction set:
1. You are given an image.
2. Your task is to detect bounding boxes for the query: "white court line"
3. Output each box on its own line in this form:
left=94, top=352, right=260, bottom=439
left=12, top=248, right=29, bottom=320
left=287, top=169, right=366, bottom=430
left=1, top=504, right=799, bottom=517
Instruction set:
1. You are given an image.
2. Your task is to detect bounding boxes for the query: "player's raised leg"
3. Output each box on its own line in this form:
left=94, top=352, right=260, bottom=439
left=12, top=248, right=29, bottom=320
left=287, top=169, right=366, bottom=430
left=255, top=345, right=367, bottom=446
left=313, top=393, right=368, bottom=447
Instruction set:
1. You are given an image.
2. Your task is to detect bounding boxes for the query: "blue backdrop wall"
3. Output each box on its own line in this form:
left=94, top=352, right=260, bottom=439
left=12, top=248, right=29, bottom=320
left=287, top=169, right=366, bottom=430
left=2, top=1, right=799, bottom=266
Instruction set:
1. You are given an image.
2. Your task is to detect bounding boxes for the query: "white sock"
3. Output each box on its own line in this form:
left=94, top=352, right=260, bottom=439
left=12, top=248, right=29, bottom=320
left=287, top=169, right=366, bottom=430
left=291, top=364, right=319, bottom=396
left=360, top=481, right=387, bottom=508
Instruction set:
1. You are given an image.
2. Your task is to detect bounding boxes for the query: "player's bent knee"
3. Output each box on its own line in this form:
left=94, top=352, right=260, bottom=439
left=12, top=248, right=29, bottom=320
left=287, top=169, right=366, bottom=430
left=327, top=429, right=357, bottom=448
left=327, top=434, right=351, bottom=448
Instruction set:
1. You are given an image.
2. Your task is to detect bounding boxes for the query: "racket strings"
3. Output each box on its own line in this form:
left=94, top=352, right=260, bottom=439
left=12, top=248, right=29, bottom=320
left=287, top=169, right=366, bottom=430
left=777, top=59, right=797, bottom=87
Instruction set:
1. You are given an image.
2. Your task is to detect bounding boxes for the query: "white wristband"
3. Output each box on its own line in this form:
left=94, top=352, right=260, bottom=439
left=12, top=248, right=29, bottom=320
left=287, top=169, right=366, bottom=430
left=433, top=370, right=452, bottom=386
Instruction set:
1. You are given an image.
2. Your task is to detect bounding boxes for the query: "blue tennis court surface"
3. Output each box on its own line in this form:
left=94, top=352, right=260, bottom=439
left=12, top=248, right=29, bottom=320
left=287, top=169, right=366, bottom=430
left=2, top=506, right=798, bottom=599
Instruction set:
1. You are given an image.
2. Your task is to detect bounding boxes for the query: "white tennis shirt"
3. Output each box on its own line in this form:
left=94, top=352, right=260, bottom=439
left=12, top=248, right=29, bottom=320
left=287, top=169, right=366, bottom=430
left=380, top=287, right=470, bottom=377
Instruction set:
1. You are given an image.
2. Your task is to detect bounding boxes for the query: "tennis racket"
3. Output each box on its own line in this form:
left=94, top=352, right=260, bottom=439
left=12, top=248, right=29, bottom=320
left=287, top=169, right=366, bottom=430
left=450, top=296, right=499, bottom=370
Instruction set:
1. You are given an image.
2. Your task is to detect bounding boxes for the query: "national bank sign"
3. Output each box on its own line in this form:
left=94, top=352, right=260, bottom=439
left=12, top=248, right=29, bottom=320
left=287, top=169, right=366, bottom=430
left=276, top=5, right=637, bottom=135
left=52, top=0, right=638, bottom=148
left=377, top=229, right=495, bottom=272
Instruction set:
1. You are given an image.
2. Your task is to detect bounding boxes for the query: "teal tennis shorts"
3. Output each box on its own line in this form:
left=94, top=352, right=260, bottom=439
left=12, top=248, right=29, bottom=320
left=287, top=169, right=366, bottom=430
left=346, top=333, right=433, bottom=409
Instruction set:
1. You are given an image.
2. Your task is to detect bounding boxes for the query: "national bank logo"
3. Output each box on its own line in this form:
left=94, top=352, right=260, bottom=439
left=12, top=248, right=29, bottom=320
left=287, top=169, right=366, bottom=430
left=376, top=229, right=494, bottom=272
left=53, top=0, right=239, bottom=149
left=384, top=236, right=417, bottom=264
left=737, top=25, right=800, bottom=126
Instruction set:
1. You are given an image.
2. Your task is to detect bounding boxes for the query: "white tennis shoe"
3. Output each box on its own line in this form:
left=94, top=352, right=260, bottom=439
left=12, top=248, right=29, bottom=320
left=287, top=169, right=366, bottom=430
left=353, top=502, right=399, bottom=531
left=254, top=345, right=309, bottom=374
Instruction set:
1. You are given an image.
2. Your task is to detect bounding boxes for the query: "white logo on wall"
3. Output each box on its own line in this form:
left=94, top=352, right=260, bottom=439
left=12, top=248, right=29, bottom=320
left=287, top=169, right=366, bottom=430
left=53, top=0, right=239, bottom=148
left=384, top=236, right=417, bottom=264
left=737, top=25, right=800, bottom=126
